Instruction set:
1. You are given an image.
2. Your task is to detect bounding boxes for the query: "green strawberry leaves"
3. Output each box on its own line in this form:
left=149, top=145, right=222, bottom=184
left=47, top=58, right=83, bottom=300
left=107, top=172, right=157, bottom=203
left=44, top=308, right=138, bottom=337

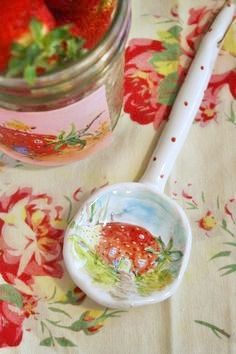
left=6, top=19, right=87, bottom=84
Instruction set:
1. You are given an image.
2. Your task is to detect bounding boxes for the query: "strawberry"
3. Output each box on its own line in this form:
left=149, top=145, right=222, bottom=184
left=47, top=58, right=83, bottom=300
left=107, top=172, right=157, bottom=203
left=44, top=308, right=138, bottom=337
left=55, top=0, right=115, bottom=49
left=96, top=222, right=161, bottom=275
left=0, top=0, right=55, bottom=71
left=46, top=0, right=101, bottom=15
left=45, top=0, right=75, bottom=15
left=0, top=0, right=87, bottom=83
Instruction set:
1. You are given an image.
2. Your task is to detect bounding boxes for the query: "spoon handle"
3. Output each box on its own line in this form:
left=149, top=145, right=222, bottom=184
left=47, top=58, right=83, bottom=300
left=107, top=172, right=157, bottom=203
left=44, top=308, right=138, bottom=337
left=140, top=2, right=235, bottom=192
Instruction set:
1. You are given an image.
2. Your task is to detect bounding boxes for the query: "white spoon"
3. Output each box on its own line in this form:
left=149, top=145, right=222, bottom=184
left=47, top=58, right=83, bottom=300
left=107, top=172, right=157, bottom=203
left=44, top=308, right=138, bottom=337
left=63, top=3, right=235, bottom=309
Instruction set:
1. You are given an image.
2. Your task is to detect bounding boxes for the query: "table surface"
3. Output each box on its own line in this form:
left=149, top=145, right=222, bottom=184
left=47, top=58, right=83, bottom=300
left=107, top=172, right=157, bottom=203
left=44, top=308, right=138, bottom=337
left=0, top=1, right=235, bottom=353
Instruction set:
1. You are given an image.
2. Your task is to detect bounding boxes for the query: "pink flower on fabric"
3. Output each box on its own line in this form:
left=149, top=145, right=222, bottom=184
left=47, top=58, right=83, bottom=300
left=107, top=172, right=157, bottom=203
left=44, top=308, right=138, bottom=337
left=0, top=188, right=65, bottom=286
left=124, top=38, right=172, bottom=128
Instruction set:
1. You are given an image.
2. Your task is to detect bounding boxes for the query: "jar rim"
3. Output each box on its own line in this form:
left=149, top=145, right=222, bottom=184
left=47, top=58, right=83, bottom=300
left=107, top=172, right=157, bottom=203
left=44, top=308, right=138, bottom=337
left=0, top=0, right=130, bottom=89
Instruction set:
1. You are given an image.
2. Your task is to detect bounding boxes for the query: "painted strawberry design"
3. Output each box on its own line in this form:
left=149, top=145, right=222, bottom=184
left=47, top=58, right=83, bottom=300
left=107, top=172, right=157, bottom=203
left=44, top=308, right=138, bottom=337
left=96, top=222, right=161, bottom=275
left=0, top=124, right=86, bottom=158
left=0, top=125, right=57, bottom=157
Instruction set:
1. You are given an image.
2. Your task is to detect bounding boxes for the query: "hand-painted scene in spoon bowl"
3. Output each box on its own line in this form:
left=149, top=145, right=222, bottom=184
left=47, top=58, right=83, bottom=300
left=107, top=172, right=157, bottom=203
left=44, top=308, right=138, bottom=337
left=63, top=184, right=191, bottom=309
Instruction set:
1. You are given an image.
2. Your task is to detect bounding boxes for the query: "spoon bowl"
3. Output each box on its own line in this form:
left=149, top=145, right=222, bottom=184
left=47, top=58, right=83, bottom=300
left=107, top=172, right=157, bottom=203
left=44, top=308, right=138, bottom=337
left=63, top=182, right=192, bottom=309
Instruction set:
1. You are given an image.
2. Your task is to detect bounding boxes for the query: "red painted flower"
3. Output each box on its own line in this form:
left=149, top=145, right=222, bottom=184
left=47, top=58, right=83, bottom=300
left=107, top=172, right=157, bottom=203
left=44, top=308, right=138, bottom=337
left=124, top=39, right=172, bottom=128
left=80, top=310, right=106, bottom=335
left=224, top=197, right=236, bottom=224
left=198, top=211, right=217, bottom=232
left=196, top=101, right=217, bottom=125
left=124, top=7, right=236, bottom=130
left=0, top=291, right=38, bottom=348
left=0, top=188, right=65, bottom=286
left=73, top=286, right=86, bottom=303
left=185, top=7, right=215, bottom=57
left=195, top=70, right=236, bottom=126
left=0, top=300, right=24, bottom=348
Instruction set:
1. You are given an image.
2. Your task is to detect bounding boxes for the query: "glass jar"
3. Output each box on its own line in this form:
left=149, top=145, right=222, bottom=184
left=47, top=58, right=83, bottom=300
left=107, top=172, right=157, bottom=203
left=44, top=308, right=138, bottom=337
left=0, top=0, right=131, bottom=166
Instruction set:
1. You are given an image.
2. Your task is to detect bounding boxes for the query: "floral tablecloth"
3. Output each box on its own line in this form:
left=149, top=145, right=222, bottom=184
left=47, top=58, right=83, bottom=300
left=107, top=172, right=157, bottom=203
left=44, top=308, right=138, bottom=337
left=0, top=1, right=235, bottom=353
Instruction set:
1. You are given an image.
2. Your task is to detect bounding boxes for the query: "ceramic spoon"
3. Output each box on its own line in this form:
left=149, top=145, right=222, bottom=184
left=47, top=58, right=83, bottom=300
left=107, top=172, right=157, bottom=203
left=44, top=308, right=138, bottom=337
left=63, top=3, right=235, bottom=309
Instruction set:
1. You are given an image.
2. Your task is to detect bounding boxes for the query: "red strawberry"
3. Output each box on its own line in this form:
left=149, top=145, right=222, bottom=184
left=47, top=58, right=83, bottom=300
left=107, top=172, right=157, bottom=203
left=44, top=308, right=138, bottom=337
left=0, top=0, right=87, bottom=84
left=0, top=0, right=56, bottom=71
left=45, top=0, right=75, bottom=15
left=96, top=222, right=161, bottom=275
left=56, top=0, right=115, bottom=49
left=46, top=0, right=101, bottom=14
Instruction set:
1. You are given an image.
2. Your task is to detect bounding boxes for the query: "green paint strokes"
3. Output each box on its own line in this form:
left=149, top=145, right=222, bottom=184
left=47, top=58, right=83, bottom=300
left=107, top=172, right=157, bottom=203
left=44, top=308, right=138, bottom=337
left=136, top=238, right=182, bottom=295
left=89, top=202, right=96, bottom=223
left=195, top=320, right=230, bottom=339
left=72, top=237, right=119, bottom=287
left=136, top=266, right=173, bottom=295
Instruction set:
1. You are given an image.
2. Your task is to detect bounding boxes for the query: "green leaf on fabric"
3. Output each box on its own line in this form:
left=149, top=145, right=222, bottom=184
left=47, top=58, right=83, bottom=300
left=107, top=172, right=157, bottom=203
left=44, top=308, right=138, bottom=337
left=168, top=25, right=182, bottom=39
left=186, top=202, right=198, bottom=210
left=221, top=219, right=235, bottom=237
left=219, top=264, right=236, bottom=276
left=222, top=219, right=227, bottom=228
left=158, top=72, right=180, bottom=105
left=54, top=289, right=84, bottom=305
left=195, top=320, right=230, bottom=339
left=225, top=101, right=236, bottom=126
left=0, top=284, right=23, bottom=308
left=210, top=251, right=231, bottom=260
left=151, top=43, right=181, bottom=63
left=49, top=307, right=72, bottom=318
left=40, top=337, right=54, bottom=347
left=223, top=242, right=236, bottom=247
left=55, top=337, right=77, bottom=347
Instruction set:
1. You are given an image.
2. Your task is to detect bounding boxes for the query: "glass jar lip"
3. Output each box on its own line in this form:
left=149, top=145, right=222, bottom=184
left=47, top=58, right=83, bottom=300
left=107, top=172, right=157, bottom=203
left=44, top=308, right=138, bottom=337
left=0, top=0, right=130, bottom=89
